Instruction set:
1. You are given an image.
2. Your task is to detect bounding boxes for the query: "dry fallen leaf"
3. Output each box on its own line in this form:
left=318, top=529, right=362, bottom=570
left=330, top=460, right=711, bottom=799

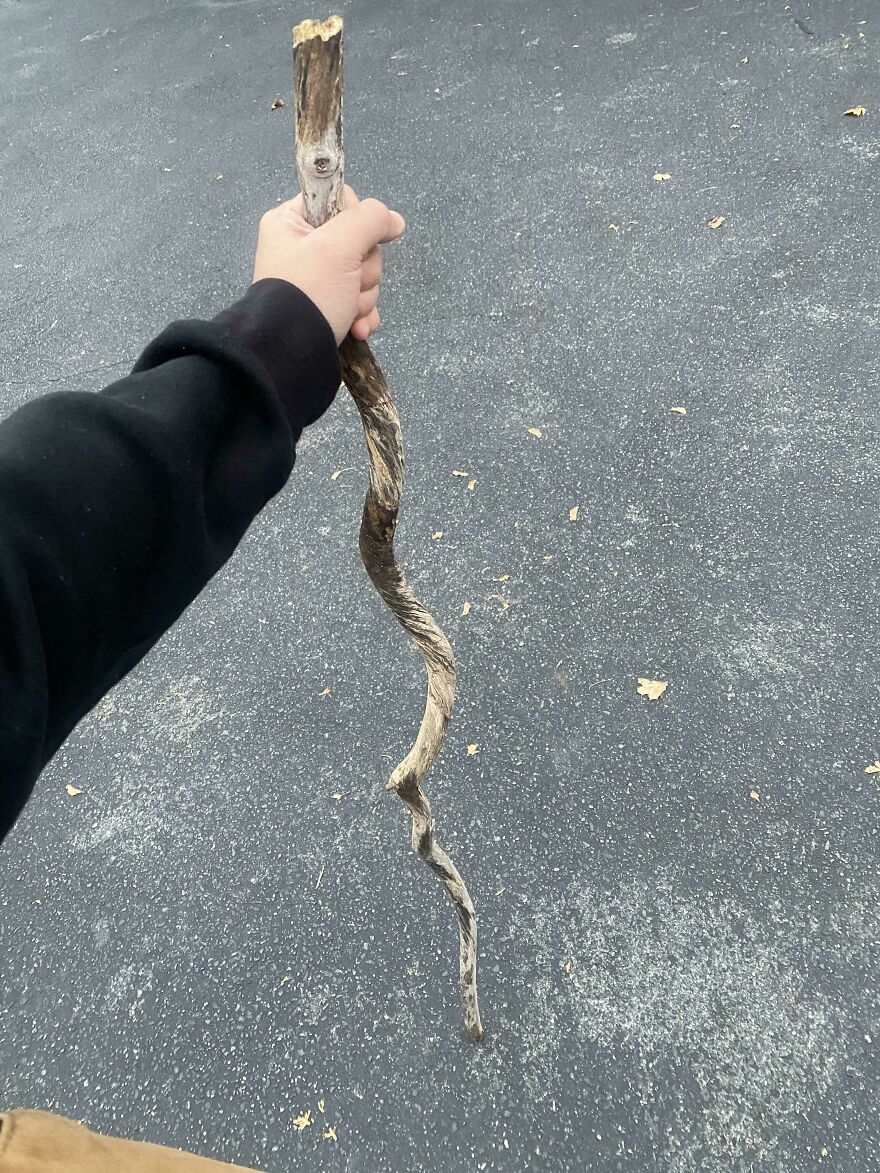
left=467, top=478, right=477, bottom=491
left=271, top=97, right=285, bottom=109
left=330, top=792, right=343, bottom=801
left=636, top=678, right=668, bottom=701
left=865, top=761, right=880, bottom=774
left=317, top=1100, right=326, bottom=1114
left=467, top=744, right=479, bottom=756
left=563, top=960, right=573, bottom=974
left=319, top=687, right=332, bottom=697
left=65, top=784, right=82, bottom=796
left=495, top=574, right=510, bottom=583
left=324, top=1128, right=337, bottom=1142
left=461, top=601, right=471, bottom=616
left=432, top=531, right=444, bottom=540
left=750, top=790, right=760, bottom=801
left=527, top=427, right=543, bottom=438
left=293, top=1111, right=313, bottom=1132
left=609, top=223, right=619, bottom=231
left=670, top=406, right=687, bottom=415
left=707, top=215, right=726, bottom=229
left=279, top=976, right=290, bottom=986
left=452, top=470, right=469, bottom=477
left=653, top=172, right=671, bottom=181
left=330, top=467, right=355, bottom=481
left=843, top=105, right=867, bottom=117
left=569, top=504, right=580, bottom=523
left=543, top=554, right=554, bottom=563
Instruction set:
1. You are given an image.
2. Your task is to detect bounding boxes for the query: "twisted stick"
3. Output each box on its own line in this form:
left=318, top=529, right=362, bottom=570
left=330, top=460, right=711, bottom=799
left=292, top=15, right=485, bottom=1042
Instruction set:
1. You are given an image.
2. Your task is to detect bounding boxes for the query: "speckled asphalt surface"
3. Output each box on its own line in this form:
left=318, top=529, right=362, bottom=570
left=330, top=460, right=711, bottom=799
left=1, top=0, right=878, bottom=1170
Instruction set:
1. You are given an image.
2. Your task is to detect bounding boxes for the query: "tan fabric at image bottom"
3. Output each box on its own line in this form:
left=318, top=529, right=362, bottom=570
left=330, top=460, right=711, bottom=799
left=0, top=1110, right=267, bottom=1172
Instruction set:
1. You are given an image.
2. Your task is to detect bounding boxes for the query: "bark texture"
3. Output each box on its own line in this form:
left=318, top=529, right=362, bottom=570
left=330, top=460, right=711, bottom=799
left=293, top=15, right=485, bottom=1042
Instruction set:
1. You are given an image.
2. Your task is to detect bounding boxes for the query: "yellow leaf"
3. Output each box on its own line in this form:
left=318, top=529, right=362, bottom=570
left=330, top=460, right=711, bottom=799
left=865, top=761, right=880, bottom=774
left=271, top=98, right=285, bottom=109
left=750, top=790, right=760, bottom=801
left=452, top=470, right=469, bottom=477
left=461, top=601, right=471, bottom=616
left=707, top=215, right=726, bottom=229
left=843, top=105, right=867, bottom=117
left=432, top=531, right=444, bottom=540
left=65, top=785, right=82, bottom=796
left=653, top=172, right=671, bottom=181
left=467, top=744, right=479, bottom=756
left=324, top=1127, right=337, bottom=1141
left=467, top=479, right=477, bottom=491
left=527, top=427, right=543, bottom=438
left=293, top=1111, right=313, bottom=1132
left=636, top=678, right=668, bottom=701
left=670, top=406, right=687, bottom=415
left=487, top=592, right=511, bottom=612
left=317, top=1099, right=325, bottom=1114
left=569, top=505, right=580, bottom=522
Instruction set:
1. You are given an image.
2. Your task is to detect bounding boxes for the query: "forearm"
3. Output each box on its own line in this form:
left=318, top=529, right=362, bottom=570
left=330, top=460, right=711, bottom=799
left=0, top=278, right=340, bottom=840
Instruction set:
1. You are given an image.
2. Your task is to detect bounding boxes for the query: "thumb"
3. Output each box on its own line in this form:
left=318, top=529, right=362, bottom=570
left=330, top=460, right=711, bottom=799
left=323, top=197, right=406, bottom=257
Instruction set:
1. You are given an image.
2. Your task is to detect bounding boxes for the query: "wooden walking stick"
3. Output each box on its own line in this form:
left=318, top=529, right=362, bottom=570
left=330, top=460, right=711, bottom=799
left=292, top=16, right=485, bottom=1041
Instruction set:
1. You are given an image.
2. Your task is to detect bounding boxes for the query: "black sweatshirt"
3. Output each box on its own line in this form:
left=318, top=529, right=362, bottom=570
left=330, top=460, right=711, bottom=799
left=0, top=278, right=341, bottom=843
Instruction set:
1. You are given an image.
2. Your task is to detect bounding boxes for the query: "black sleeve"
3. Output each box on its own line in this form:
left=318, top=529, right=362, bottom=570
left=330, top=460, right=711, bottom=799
left=0, top=277, right=341, bottom=842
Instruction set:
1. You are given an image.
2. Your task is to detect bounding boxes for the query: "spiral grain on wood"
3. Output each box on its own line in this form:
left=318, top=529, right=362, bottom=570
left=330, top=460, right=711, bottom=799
left=292, top=15, right=484, bottom=1041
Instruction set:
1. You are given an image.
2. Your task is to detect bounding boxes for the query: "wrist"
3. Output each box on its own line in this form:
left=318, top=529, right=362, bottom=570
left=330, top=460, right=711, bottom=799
left=213, top=278, right=342, bottom=430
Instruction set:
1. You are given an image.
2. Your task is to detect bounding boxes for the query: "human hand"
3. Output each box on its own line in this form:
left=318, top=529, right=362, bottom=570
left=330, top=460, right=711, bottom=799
left=252, top=185, right=406, bottom=346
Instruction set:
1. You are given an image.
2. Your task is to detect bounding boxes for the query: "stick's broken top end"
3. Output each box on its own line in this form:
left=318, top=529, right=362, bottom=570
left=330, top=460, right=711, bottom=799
left=293, top=15, right=343, bottom=46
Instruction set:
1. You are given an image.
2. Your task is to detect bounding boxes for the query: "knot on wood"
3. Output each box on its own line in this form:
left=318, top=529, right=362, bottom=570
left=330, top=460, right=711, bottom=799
left=305, top=148, right=340, bottom=178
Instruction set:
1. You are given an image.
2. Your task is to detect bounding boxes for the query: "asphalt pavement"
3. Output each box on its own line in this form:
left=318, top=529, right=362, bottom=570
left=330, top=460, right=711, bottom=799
left=0, top=0, right=878, bottom=1170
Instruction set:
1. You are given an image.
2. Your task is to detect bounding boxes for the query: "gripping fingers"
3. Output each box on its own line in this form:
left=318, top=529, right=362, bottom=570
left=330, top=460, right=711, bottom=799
left=356, top=286, right=379, bottom=320
left=351, top=307, right=380, bottom=340
left=361, top=245, right=382, bottom=292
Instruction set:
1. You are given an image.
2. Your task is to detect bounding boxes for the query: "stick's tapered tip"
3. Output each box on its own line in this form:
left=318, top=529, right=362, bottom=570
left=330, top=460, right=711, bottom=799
left=293, top=15, right=343, bottom=46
